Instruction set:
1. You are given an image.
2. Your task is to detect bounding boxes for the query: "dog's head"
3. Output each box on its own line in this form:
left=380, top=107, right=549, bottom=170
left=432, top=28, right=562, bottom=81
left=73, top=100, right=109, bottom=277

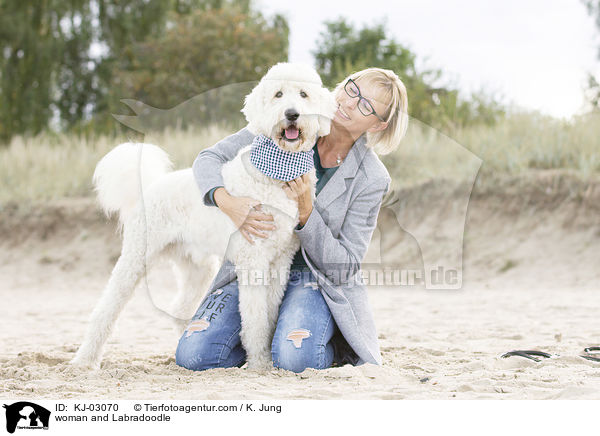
left=242, top=63, right=337, bottom=152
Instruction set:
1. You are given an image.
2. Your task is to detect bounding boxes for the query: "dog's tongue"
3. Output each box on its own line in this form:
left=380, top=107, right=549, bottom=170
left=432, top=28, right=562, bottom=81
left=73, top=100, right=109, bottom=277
left=284, top=126, right=299, bottom=140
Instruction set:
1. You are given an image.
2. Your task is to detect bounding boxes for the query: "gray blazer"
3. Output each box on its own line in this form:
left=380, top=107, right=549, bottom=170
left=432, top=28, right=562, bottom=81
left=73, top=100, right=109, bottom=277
left=192, top=128, right=391, bottom=365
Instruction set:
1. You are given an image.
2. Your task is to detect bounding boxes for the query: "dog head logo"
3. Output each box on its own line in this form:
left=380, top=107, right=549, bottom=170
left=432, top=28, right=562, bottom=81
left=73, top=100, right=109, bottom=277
left=115, top=62, right=336, bottom=155
left=3, top=402, right=51, bottom=433
left=112, top=70, right=483, bottom=291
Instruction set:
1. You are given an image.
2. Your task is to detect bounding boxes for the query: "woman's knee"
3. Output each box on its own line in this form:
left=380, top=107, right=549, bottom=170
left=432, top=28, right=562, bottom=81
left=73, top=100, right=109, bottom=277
left=175, top=329, right=245, bottom=371
left=176, top=280, right=244, bottom=371
left=272, top=279, right=336, bottom=372
left=175, top=335, right=215, bottom=371
left=271, top=327, right=334, bottom=372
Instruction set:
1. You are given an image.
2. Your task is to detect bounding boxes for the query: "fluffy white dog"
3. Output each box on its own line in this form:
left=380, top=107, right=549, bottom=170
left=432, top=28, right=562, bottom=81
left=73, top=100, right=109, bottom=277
left=71, top=63, right=337, bottom=370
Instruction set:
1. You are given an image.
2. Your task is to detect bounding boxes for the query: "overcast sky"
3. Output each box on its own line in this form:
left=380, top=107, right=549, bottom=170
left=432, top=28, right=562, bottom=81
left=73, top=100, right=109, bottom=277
left=257, top=0, right=600, bottom=119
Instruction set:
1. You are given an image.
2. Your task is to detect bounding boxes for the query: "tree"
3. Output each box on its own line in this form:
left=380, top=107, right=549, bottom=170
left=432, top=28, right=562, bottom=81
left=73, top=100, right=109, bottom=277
left=0, top=1, right=83, bottom=142
left=109, top=4, right=288, bottom=129
left=583, top=0, right=600, bottom=110
left=0, top=0, right=287, bottom=143
left=90, top=0, right=173, bottom=127
left=0, top=0, right=172, bottom=142
left=312, top=18, right=504, bottom=132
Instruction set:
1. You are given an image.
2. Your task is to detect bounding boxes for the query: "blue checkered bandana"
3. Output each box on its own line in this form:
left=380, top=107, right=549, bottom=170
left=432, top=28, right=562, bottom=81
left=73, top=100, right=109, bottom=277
left=249, top=134, right=314, bottom=182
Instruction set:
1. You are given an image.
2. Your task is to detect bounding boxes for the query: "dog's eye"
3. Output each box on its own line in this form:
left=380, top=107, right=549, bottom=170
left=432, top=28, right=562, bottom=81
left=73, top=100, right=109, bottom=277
left=275, top=91, right=283, bottom=98
left=300, top=91, right=307, bottom=98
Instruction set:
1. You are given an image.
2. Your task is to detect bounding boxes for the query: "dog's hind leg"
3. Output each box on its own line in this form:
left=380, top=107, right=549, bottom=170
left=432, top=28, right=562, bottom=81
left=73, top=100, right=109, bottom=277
left=71, top=216, right=166, bottom=369
left=168, top=254, right=221, bottom=333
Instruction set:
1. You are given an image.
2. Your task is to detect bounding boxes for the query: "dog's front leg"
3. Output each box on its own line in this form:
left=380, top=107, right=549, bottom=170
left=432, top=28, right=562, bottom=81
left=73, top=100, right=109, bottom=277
left=237, top=275, right=275, bottom=371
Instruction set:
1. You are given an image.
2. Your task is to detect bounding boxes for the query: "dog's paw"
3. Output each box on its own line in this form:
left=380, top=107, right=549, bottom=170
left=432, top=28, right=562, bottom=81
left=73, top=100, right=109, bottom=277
left=69, top=354, right=101, bottom=370
left=246, top=358, right=273, bottom=372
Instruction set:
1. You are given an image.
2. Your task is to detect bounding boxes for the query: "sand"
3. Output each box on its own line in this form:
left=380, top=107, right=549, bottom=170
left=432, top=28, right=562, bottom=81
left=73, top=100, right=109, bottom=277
left=1, top=172, right=599, bottom=400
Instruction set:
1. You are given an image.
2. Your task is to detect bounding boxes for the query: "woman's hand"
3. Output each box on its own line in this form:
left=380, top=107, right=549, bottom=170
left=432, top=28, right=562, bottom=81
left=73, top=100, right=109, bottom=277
left=282, top=174, right=313, bottom=226
left=213, top=187, right=275, bottom=244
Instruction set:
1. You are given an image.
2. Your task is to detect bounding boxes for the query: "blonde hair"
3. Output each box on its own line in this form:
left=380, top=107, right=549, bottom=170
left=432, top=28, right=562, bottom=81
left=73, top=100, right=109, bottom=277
left=333, top=67, right=409, bottom=155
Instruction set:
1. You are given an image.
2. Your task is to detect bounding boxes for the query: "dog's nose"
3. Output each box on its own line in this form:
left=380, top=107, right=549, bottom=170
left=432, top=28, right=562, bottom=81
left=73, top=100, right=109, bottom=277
left=285, top=109, right=299, bottom=121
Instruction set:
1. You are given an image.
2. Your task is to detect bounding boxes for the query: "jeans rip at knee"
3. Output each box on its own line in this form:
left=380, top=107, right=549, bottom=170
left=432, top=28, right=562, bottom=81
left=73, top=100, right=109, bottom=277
left=286, top=328, right=312, bottom=348
left=183, top=317, right=211, bottom=338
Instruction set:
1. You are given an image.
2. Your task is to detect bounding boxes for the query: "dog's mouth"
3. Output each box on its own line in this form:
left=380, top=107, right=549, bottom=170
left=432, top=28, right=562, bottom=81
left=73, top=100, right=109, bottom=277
left=281, top=124, right=301, bottom=142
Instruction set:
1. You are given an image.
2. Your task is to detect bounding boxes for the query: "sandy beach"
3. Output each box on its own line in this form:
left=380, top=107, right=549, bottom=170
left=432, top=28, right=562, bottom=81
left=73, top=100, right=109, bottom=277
left=1, top=172, right=599, bottom=400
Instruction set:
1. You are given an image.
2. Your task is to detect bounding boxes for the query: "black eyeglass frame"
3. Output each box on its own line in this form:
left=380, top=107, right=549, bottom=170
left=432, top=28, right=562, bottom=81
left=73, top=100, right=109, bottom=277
left=343, top=78, right=387, bottom=122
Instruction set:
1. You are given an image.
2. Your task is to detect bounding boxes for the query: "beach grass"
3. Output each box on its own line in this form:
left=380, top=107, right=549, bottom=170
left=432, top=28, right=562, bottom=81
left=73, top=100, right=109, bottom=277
left=1, top=111, right=599, bottom=204
left=380, top=110, right=600, bottom=188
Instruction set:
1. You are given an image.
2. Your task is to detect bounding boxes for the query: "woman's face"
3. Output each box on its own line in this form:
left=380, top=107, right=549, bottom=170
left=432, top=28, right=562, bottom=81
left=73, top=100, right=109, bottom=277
left=333, top=78, right=389, bottom=136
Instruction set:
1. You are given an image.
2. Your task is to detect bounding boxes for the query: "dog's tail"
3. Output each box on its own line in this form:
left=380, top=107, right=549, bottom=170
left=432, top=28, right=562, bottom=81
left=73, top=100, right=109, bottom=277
left=93, top=142, right=173, bottom=229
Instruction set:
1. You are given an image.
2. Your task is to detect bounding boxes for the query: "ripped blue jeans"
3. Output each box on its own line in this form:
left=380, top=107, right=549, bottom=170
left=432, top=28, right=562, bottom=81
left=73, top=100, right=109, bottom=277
left=175, top=270, right=337, bottom=373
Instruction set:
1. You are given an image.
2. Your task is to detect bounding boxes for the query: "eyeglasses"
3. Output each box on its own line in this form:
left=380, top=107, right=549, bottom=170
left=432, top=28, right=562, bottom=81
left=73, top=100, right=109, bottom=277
left=344, top=79, right=386, bottom=122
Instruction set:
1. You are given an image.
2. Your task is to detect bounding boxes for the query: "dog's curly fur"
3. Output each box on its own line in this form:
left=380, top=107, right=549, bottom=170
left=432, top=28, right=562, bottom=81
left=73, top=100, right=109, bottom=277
left=70, top=63, right=337, bottom=370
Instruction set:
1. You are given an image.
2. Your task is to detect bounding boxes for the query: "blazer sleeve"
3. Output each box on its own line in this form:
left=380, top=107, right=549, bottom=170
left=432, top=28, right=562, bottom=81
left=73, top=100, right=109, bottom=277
left=192, top=127, right=255, bottom=206
left=294, top=175, right=391, bottom=286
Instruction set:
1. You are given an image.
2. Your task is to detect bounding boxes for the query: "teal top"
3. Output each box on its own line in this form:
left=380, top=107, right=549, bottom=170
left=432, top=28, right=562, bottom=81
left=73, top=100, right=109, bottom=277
left=290, top=140, right=339, bottom=271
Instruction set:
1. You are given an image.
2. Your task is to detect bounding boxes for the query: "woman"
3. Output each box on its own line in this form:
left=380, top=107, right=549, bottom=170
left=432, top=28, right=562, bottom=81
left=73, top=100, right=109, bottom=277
left=175, top=67, right=408, bottom=372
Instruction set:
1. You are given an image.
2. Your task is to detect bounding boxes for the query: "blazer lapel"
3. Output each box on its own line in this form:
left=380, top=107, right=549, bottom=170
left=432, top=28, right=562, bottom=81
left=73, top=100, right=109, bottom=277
left=315, top=134, right=370, bottom=210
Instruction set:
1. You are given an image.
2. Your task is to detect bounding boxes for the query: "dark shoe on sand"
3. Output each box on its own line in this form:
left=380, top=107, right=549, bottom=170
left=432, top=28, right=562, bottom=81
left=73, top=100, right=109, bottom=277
left=501, top=350, right=552, bottom=362
left=580, top=346, right=600, bottom=362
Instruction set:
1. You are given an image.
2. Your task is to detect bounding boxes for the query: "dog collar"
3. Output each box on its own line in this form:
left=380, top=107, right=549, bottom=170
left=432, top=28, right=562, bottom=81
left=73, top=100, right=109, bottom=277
left=249, top=134, right=314, bottom=182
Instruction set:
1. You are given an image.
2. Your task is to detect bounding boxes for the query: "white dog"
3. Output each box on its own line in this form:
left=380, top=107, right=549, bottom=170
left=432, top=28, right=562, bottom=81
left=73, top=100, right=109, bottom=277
left=71, top=63, right=337, bottom=370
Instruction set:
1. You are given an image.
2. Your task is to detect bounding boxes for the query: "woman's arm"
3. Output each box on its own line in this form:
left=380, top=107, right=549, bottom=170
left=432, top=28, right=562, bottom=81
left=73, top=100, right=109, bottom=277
left=193, top=127, right=275, bottom=243
left=192, top=127, right=255, bottom=206
left=294, top=176, right=391, bottom=286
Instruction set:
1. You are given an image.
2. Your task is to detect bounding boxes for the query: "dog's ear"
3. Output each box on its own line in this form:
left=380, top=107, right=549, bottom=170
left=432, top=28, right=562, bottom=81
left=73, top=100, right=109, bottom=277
left=317, top=88, right=337, bottom=137
left=241, top=81, right=265, bottom=135
left=317, top=114, right=331, bottom=137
